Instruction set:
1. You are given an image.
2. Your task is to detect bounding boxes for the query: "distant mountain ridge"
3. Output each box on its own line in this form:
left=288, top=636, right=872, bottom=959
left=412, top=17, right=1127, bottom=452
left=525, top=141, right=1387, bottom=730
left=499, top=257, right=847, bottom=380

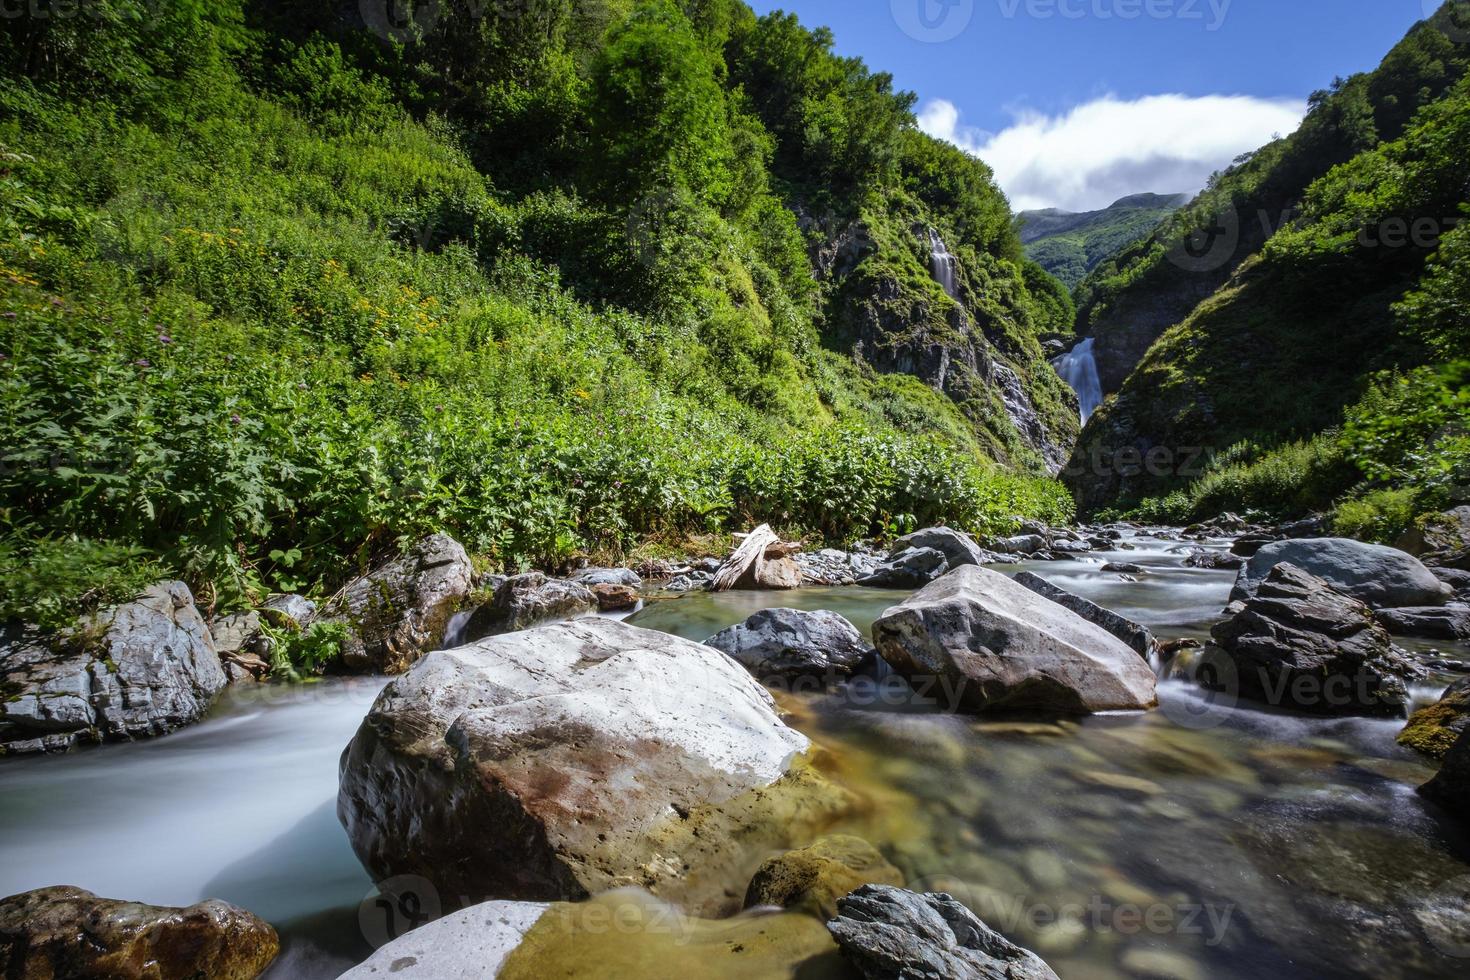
left=1017, top=193, right=1190, bottom=288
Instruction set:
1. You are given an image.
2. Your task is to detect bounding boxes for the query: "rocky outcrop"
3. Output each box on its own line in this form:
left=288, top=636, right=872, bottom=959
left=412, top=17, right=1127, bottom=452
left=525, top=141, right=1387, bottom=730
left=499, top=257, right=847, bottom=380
left=1013, top=571, right=1157, bottom=659
left=744, top=836, right=903, bottom=918
left=871, top=566, right=1158, bottom=714
left=313, top=533, right=474, bottom=674
left=1209, top=564, right=1421, bottom=717
left=1400, top=678, right=1470, bottom=759
left=1, top=582, right=226, bottom=755
left=1419, top=728, right=1470, bottom=820
left=0, top=886, right=278, bottom=979
left=338, top=618, right=851, bottom=917
left=1232, top=538, right=1453, bottom=609
left=1398, top=506, right=1470, bottom=560
left=826, top=884, right=1060, bottom=980
left=706, top=608, right=874, bottom=681
left=464, top=573, right=598, bottom=639
left=858, top=547, right=949, bottom=589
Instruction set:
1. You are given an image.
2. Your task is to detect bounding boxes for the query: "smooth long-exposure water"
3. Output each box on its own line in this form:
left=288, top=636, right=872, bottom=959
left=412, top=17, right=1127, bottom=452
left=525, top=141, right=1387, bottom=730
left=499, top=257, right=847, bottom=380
left=3, top=531, right=1468, bottom=978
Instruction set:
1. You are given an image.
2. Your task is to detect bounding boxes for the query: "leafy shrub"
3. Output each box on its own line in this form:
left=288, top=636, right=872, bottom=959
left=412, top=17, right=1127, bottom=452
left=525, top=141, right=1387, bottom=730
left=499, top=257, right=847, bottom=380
left=261, top=620, right=352, bottom=683
left=1332, top=488, right=1420, bottom=544
left=0, top=536, right=162, bottom=631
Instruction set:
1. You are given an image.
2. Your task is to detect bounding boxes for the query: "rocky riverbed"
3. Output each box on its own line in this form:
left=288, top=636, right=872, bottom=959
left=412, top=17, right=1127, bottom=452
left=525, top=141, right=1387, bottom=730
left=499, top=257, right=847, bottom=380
left=3, top=526, right=1469, bottom=979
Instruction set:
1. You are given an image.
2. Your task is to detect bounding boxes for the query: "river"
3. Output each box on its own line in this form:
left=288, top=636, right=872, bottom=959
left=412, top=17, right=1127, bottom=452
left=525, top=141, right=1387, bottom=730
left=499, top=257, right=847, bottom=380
left=2, top=530, right=1467, bottom=978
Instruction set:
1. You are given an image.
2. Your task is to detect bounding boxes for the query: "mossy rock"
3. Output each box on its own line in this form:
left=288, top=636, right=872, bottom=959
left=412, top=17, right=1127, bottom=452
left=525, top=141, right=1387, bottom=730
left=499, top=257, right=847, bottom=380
left=744, top=835, right=904, bottom=919
left=1399, top=678, right=1470, bottom=759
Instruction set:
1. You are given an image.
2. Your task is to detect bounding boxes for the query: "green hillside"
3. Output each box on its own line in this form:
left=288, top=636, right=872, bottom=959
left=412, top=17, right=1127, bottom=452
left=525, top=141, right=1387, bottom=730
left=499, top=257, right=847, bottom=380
left=1018, top=193, right=1188, bottom=289
left=1065, top=3, right=1470, bottom=538
left=0, top=0, right=1076, bottom=619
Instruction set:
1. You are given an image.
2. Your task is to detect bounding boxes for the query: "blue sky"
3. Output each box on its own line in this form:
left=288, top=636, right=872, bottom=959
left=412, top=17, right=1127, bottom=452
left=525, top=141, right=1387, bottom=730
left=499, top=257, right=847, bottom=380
left=746, top=0, right=1438, bottom=210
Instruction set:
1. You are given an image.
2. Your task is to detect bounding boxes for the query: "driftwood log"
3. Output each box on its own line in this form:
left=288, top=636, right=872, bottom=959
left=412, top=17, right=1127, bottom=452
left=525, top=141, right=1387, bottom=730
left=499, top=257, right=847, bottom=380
left=712, top=525, right=802, bottom=592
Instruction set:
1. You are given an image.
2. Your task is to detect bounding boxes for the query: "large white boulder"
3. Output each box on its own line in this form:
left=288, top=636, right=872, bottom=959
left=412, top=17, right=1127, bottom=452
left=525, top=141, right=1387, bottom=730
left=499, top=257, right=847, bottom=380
left=871, top=566, right=1157, bottom=714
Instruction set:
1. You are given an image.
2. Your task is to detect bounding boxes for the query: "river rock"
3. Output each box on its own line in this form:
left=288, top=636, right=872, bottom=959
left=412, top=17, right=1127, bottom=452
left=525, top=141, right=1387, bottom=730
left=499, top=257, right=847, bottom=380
left=571, top=567, right=642, bottom=588
left=858, top=547, right=949, bottom=589
left=796, top=549, right=880, bottom=586
left=706, top=608, right=874, bottom=680
left=1185, top=550, right=1245, bottom=570
left=0, top=885, right=278, bottom=979
left=1, top=582, right=226, bottom=755
left=589, top=583, right=639, bottom=612
left=464, top=572, right=598, bottom=639
left=1431, top=567, right=1470, bottom=594
left=314, top=533, right=474, bottom=674
left=1232, top=538, right=1452, bottom=609
left=826, top=884, right=1060, bottom=980
left=990, top=534, right=1049, bottom=556
left=1400, top=678, right=1470, bottom=760
left=891, top=528, right=989, bottom=567
left=1398, top=506, right=1470, bottom=559
left=260, top=593, right=316, bottom=630
left=744, top=836, right=904, bottom=918
left=1376, top=604, right=1470, bottom=641
left=1419, top=727, right=1470, bottom=819
left=871, top=566, right=1157, bottom=714
left=1209, top=564, right=1421, bottom=717
left=338, top=618, right=850, bottom=916
left=1013, top=571, right=1157, bottom=660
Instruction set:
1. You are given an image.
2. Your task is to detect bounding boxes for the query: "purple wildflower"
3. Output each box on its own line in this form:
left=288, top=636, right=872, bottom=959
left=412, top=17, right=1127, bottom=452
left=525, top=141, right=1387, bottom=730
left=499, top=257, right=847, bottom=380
left=230, top=413, right=242, bottom=425
left=134, top=359, right=151, bottom=368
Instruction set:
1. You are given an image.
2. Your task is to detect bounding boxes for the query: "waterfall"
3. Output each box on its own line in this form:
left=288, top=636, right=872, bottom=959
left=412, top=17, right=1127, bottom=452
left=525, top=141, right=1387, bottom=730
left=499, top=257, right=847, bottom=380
left=1052, top=337, right=1103, bottom=422
left=928, top=228, right=959, bottom=299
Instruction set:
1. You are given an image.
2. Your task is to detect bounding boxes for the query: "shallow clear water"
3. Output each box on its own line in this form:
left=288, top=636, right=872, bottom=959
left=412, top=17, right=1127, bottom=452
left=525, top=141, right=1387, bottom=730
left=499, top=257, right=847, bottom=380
left=3, top=531, right=1468, bottom=979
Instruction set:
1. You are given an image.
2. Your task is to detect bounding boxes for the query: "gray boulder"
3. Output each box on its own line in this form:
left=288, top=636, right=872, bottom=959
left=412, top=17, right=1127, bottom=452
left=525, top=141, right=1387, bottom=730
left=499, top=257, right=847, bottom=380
left=260, top=593, right=315, bottom=630
left=858, top=548, right=948, bottom=589
left=1420, top=727, right=1470, bottom=820
left=1232, top=538, right=1452, bottom=609
left=0, top=886, right=278, bottom=980
left=1377, top=604, right=1470, bottom=641
left=1185, top=550, right=1245, bottom=570
left=338, top=618, right=850, bottom=917
left=891, top=528, right=987, bottom=567
left=314, top=533, right=474, bottom=674
left=871, top=566, right=1157, bottom=714
left=1013, top=571, right=1157, bottom=660
left=571, top=567, right=642, bottom=589
left=989, top=534, right=1048, bottom=556
left=706, top=608, right=874, bottom=680
left=1398, top=506, right=1470, bottom=559
left=1210, top=564, right=1421, bottom=717
left=1, top=582, right=226, bottom=755
left=464, top=572, right=597, bottom=640
left=826, top=884, right=1059, bottom=980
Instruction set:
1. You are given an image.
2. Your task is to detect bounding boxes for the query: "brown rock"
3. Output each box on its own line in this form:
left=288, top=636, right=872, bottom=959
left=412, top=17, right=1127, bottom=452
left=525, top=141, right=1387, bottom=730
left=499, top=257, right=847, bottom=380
left=589, top=583, right=639, bottom=612
left=0, top=886, right=278, bottom=979
left=745, top=836, right=903, bottom=918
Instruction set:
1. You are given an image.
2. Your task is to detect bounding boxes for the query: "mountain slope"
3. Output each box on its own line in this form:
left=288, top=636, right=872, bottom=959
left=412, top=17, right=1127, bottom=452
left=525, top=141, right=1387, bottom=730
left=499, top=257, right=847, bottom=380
left=0, top=0, right=1074, bottom=611
left=1018, top=193, right=1188, bottom=288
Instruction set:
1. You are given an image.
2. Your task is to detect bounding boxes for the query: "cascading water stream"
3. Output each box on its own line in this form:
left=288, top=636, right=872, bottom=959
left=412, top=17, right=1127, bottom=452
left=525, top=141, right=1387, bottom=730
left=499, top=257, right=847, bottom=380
left=1053, top=336, right=1104, bottom=422
left=928, top=228, right=959, bottom=299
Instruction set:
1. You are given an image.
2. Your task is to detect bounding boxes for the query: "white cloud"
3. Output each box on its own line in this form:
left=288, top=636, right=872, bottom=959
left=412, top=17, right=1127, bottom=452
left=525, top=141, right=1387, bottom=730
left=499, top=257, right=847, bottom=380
left=918, top=94, right=1307, bottom=213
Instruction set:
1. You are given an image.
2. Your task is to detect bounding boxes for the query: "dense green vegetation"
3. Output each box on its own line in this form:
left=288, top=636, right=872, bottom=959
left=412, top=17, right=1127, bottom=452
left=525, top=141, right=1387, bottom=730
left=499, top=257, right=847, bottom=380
left=1018, top=193, right=1187, bottom=290
left=0, top=0, right=1075, bottom=619
left=1069, top=4, right=1470, bottom=537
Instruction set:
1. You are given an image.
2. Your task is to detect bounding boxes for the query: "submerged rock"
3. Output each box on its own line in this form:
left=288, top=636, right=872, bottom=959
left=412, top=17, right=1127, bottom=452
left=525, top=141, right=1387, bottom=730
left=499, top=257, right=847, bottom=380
left=744, top=836, right=903, bottom=918
left=314, top=533, right=474, bottom=674
left=1, top=582, right=226, bottom=755
left=1209, top=564, right=1421, bottom=718
left=706, top=608, right=874, bottom=680
left=1013, top=571, right=1157, bottom=660
left=1232, top=538, right=1452, bottom=609
left=858, top=547, right=949, bottom=589
left=871, top=566, right=1157, bottom=714
left=826, top=884, right=1059, bottom=980
left=338, top=618, right=851, bottom=916
left=0, top=885, right=278, bottom=979
left=1400, top=678, right=1470, bottom=760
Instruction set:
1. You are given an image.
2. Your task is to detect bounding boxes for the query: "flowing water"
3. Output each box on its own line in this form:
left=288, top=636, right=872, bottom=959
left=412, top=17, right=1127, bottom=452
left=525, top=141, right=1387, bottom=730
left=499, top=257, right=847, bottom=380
left=929, top=228, right=960, bottom=300
left=1054, top=337, right=1104, bottom=422
left=3, top=531, right=1468, bottom=979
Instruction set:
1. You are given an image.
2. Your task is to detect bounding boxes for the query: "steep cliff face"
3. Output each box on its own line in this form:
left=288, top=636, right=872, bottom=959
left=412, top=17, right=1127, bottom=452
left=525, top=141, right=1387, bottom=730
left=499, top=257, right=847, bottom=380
left=1071, top=8, right=1470, bottom=399
left=817, top=210, right=1081, bottom=473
